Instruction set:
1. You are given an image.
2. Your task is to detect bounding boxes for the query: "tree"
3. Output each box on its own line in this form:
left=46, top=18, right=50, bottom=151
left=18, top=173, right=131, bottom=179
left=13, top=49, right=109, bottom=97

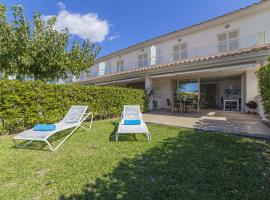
left=257, top=58, right=270, bottom=119
left=0, top=4, right=17, bottom=78
left=0, top=4, right=100, bottom=81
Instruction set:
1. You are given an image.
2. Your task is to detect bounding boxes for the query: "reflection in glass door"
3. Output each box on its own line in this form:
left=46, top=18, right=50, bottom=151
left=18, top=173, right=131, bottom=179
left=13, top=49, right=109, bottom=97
left=172, top=79, right=200, bottom=112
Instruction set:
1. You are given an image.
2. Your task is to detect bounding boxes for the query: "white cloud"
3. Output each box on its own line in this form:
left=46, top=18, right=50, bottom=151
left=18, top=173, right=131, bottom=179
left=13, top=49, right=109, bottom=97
left=54, top=10, right=109, bottom=42
left=107, top=33, right=120, bottom=41
left=44, top=2, right=111, bottom=43
left=57, top=1, right=66, bottom=10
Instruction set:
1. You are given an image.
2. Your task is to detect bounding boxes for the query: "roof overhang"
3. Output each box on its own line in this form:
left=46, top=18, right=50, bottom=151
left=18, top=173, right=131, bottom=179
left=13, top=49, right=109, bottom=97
left=150, top=63, right=256, bottom=79
left=95, top=77, right=143, bottom=85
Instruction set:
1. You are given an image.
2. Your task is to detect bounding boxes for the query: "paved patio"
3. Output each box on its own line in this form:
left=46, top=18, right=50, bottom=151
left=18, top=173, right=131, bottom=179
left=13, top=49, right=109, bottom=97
left=143, top=110, right=270, bottom=140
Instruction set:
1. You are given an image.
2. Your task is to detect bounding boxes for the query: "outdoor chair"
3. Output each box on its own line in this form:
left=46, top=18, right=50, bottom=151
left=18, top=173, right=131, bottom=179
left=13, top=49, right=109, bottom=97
left=13, top=105, right=93, bottom=151
left=116, top=105, right=151, bottom=141
left=172, top=99, right=181, bottom=113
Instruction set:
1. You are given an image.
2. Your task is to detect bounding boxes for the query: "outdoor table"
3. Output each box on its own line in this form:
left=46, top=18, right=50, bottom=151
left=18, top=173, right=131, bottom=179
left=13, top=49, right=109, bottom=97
left=223, top=99, right=239, bottom=111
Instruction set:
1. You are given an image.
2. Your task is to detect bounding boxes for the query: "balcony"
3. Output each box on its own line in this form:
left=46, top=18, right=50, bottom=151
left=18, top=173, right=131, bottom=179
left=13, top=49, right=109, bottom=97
left=75, top=31, right=267, bottom=82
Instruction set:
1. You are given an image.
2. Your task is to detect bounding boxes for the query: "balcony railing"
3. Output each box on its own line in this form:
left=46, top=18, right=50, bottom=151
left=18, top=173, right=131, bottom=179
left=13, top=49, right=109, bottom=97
left=74, top=31, right=267, bottom=82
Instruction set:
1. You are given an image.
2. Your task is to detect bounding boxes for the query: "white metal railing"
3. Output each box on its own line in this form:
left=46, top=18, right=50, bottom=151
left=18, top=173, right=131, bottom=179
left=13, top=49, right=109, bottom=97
left=73, top=31, right=267, bottom=82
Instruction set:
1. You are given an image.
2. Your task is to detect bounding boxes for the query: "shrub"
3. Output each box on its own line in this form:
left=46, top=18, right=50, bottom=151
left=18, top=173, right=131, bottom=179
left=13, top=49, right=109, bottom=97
left=257, top=58, right=270, bottom=119
left=0, top=80, right=146, bottom=135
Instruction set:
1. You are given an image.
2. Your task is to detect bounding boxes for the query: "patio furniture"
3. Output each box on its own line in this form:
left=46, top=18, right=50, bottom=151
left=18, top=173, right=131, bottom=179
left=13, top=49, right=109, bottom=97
left=239, top=98, right=242, bottom=111
left=166, top=98, right=171, bottom=106
left=116, top=105, right=151, bottom=141
left=182, top=99, right=198, bottom=112
left=223, top=99, right=239, bottom=111
left=172, top=99, right=181, bottom=113
left=167, top=98, right=174, bottom=113
left=220, top=97, right=224, bottom=109
left=13, top=106, right=93, bottom=151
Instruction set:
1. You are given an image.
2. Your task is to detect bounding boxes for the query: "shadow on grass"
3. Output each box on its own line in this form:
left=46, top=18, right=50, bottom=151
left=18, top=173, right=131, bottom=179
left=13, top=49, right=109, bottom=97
left=109, top=121, right=143, bottom=142
left=60, top=130, right=270, bottom=199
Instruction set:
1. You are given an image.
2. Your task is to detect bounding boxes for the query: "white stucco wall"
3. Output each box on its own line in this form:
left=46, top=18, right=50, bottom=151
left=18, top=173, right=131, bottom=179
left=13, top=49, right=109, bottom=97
left=156, top=10, right=270, bottom=59
left=152, top=78, right=172, bottom=109
left=245, top=69, right=266, bottom=119
left=104, top=47, right=151, bottom=74
left=98, top=8, right=270, bottom=74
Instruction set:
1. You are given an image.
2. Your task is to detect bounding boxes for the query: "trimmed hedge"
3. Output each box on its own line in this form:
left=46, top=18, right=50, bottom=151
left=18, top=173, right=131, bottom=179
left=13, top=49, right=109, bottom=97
left=0, top=80, right=146, bottom=134
left=257, top=58, right=270, bottom=119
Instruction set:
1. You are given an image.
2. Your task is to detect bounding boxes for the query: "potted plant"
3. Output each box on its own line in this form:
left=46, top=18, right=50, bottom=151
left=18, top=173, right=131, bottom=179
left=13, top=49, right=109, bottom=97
left=145, top=87, right=160, bottom=111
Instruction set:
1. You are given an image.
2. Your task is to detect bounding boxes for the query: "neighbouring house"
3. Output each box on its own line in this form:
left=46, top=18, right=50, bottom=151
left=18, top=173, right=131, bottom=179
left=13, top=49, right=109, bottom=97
left=69, top=1, right=270, bottom=119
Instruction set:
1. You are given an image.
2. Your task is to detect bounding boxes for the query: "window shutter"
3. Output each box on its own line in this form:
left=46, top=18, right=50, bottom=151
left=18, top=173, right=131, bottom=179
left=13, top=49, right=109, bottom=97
left=217, top=30, right=239, bottom=52
left=143, top=53, right=147, bottom=60
left=180, top=43, right=188, bottom=59
left=180, top=43, right=187, bottom=50
left=143, top=53, right=148, bottom=66
left=228, top=30, right=238, bottom=39
left=218, top=33, right=227, bottom=52
left=116, top=60, right=124, bottom=72
left=218, top=33, right=227, bottom=42
left=173, top=45, right=180, bottom=52
left=173, top=45, right=180, bottom=61
left=228, top=30, right=239, bottom=50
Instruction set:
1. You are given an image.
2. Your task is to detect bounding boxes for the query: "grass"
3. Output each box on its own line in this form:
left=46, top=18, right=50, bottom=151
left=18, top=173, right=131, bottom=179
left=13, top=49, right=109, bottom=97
left=0, top=119, right=270, bottom=199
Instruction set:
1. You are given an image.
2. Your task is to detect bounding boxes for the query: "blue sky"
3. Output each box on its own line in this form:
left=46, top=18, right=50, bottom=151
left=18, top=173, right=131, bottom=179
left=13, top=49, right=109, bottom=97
left=2, top=0, right=259, bottom=57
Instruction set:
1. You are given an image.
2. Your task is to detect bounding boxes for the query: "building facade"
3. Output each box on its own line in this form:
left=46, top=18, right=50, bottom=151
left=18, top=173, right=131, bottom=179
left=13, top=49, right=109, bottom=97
left=74, top=1, right=270, bottom=119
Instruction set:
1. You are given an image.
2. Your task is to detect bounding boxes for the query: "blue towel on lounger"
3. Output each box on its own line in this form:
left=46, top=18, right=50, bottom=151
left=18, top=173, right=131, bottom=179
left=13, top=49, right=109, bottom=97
left=33, top=124, right=56, bottom=131
left=124, top=120, right=141, bottom=125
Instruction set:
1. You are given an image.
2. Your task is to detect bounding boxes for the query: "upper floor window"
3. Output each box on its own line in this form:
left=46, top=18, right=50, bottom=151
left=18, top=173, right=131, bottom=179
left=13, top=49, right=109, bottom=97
left=173, top=43, right=188, bottom=61
left=138, top=53, right=148, bottom=67
left=116, top=60, right=124, bottom=72
left=217, top=29, right=239, bottom=53
left=105, top=64, right=111, bottom=75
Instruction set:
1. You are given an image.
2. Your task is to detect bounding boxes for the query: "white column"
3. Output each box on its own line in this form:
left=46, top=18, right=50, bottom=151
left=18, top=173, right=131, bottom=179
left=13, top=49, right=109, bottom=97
left=245, top=69, right=258, bottom=102
left=150, top=45, right=157, bottom=65
left=145, top=75, right=153, bottom=110
left=241, top=73, right=245, bottom=112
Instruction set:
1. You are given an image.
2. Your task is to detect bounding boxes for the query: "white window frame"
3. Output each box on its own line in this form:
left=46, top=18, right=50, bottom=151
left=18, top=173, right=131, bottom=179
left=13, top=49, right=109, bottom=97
left=173, top=43, right=188, bottom=61
left=105, top=62, right=111, bottom=75
left=116, top=59, right=124, bottom=72
left=217, top=29, right=240, bottom=53
left=138, top=52, right=148, bottom=67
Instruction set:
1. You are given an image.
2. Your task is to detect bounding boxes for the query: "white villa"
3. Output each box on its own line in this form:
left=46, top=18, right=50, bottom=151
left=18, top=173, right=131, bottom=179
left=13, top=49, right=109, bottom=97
left=71, top=1, right=270, bottom=118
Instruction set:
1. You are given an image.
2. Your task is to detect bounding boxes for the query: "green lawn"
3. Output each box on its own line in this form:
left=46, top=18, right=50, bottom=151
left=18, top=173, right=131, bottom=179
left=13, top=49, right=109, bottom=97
left=0, top=119, right=269, bottom=200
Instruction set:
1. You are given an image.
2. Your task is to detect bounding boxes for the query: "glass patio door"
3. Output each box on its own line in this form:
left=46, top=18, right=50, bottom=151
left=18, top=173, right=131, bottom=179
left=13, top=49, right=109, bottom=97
left=172, top=79, right=200, bottom=112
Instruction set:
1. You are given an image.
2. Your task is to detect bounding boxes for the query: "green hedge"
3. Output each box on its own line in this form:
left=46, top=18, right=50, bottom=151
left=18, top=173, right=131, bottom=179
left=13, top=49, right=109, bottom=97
left=0, top=80, right=146, bottom=135
left=258, top=58, right=270, bottom=119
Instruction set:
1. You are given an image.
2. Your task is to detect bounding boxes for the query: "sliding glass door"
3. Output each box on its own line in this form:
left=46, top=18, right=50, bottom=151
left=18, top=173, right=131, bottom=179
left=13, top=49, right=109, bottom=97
left=172, top=79, right=200, bottom=111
